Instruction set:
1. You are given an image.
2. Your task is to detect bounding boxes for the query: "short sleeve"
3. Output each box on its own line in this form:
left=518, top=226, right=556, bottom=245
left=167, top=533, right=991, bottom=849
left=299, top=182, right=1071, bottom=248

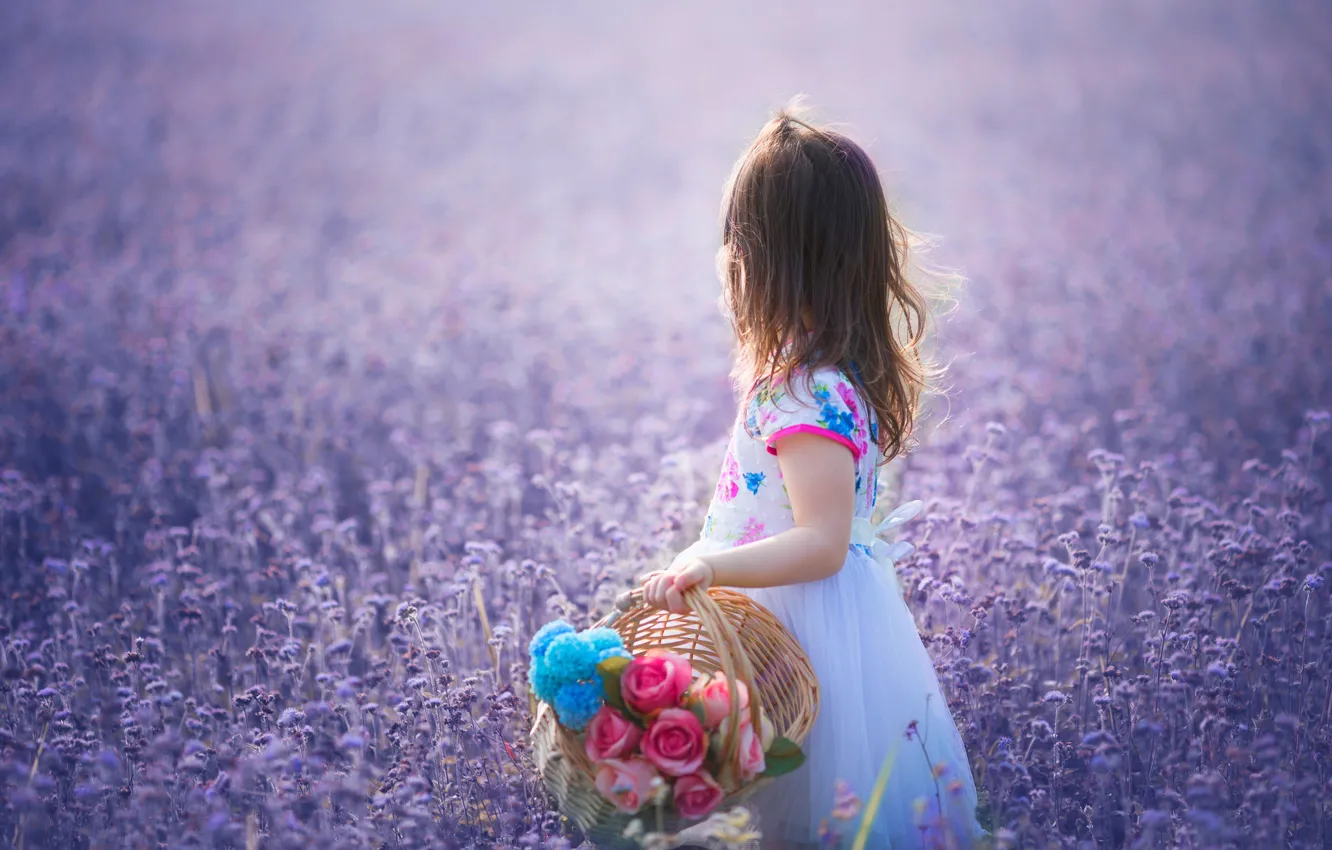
left=744, top=366, right=870, bottom=461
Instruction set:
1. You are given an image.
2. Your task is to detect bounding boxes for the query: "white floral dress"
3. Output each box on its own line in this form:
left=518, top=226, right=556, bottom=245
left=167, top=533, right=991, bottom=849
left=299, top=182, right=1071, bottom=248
left=682, top=365, right=985, bottom=848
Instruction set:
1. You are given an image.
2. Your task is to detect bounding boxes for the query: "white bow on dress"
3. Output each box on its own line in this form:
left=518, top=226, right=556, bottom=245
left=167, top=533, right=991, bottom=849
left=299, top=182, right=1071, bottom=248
left=849, top=499, right=923, bottom=569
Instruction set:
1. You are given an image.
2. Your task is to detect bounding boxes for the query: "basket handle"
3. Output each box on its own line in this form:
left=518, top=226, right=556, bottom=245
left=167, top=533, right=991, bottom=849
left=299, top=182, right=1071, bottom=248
left=612, top=586, right=764, bottom=781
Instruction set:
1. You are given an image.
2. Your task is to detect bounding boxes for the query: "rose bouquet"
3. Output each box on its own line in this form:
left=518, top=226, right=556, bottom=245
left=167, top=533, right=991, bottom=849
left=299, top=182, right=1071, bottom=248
left=529, top=619, right=806, bottom=824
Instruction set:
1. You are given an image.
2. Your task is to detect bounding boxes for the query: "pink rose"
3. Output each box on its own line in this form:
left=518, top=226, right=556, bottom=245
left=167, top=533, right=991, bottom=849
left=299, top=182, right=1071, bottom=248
left=594, top=758, right=660, bottom=814
left=641, top=707, right=707, bottom=777
left=720, top=709, right=775, bottom=782
left=584, top=705, right=643, bottom=762
left=693, top=671, right=750, bottom=730
left=674, top=769, right=725, bottom=820
left=621, top=651, right=693, bottom=716
left=735, top=717, right=767, bottom=781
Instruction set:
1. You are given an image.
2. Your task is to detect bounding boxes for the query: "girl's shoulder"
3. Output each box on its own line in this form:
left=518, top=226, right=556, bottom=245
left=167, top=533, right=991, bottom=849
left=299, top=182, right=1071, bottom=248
left=750, top=363, right=857, bottom=408
left=744, top=363, right=871, bottom=460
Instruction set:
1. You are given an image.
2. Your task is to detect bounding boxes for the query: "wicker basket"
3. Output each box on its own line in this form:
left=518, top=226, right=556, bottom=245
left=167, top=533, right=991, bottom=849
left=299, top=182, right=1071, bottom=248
left=531, top=586, right=820, bottom=848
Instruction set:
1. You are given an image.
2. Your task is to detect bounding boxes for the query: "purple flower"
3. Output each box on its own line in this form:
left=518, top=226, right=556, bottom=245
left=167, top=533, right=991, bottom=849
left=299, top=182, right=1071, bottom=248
left=325, top=639, right=354, bottom=657
left=277, top=709, right=306, bottom=728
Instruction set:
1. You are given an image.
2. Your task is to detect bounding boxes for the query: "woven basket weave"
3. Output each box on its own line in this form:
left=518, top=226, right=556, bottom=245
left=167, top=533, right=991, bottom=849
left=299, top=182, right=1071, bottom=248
left=531, top=586, right=819, bottom=848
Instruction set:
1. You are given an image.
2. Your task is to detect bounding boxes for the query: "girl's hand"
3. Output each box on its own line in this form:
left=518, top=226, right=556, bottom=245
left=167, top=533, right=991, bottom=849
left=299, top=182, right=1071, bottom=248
left=642, top=553, right=715, bottom=615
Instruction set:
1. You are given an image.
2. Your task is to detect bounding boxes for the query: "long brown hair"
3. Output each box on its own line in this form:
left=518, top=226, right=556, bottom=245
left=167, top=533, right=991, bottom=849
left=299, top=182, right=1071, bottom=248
left=719, top=104, right=939, bottom=463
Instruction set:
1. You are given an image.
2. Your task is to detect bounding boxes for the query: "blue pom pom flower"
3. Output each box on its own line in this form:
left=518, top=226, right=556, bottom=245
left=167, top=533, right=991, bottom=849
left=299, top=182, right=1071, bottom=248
left=583, top=628, right=625, bottom=653
left=528, top=622, right=622, bottom=729
left=529, top=659, right=562, bottom=704
left=544, top=633, right=600, bottom=682
left=552, top=680, right=605, bottom=732
left=528, top=620, right=575, bottom=661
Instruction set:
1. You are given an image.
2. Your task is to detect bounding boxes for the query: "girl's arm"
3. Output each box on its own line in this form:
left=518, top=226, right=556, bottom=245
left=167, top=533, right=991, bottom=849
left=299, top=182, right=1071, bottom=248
left=644, top=431, right=856, bottom=615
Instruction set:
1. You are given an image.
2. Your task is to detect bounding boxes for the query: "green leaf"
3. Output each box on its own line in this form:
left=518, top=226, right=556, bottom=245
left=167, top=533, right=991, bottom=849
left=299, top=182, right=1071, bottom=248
left=597, top=655, right=631, bottom=679
left=707, top=730, right=723, bottom=763
left=765, top=736, right=802, bottom=758
left=597, top=656, right=631, bottom=714
left=760, top=749, right=806, bottom=778
left=688, top=700, right=709, bottom=729
left=759, top=736, right=806, bottom=778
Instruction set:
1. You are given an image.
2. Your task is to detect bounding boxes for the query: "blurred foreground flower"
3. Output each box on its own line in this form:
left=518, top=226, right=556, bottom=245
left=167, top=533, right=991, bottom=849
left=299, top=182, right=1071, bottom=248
left=635, top=805, right=762, bottom=850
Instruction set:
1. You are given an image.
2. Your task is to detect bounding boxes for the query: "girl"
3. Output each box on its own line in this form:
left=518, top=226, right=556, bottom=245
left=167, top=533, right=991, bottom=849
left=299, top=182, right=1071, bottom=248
left=641, top=107, right=985, bottom=848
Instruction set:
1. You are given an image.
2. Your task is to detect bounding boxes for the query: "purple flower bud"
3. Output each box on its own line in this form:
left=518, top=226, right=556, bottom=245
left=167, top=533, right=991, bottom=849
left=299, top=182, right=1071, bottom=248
left=74, top=782, right=102, bottom=800
left=1141, top=810, right=1171, bottom=830
left=277, top=709, right=306, bottom=727
left=325, top=639, right=353, bottom=657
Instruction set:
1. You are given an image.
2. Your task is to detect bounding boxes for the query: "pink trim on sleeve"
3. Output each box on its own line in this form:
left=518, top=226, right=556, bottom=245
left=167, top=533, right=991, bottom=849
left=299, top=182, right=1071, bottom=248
left=766, top=425, right=861, bottom=460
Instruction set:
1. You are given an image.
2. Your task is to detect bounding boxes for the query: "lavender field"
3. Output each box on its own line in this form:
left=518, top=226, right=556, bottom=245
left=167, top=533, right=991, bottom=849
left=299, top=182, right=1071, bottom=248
left=2, top=0, right=1330, bottom=847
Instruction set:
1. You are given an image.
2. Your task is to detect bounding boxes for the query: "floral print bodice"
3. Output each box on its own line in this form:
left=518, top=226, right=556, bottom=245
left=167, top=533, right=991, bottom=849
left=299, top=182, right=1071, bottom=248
left=700, top=365, right=880, bottom=547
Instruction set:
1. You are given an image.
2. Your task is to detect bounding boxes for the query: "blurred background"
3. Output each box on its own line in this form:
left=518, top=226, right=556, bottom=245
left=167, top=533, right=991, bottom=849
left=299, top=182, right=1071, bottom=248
left=2, top=1, right=1331, bottom=846
left=5, top=0, right=1329, bottom=470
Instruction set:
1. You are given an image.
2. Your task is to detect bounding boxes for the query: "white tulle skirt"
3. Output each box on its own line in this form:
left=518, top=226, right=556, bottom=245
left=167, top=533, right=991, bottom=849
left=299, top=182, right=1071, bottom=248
left=680, top=537, right=986, bottom=849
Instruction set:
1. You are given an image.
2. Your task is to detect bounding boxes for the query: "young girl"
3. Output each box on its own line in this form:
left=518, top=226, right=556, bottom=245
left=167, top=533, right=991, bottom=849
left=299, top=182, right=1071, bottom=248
left=641, top=108, right=985, bottom=848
